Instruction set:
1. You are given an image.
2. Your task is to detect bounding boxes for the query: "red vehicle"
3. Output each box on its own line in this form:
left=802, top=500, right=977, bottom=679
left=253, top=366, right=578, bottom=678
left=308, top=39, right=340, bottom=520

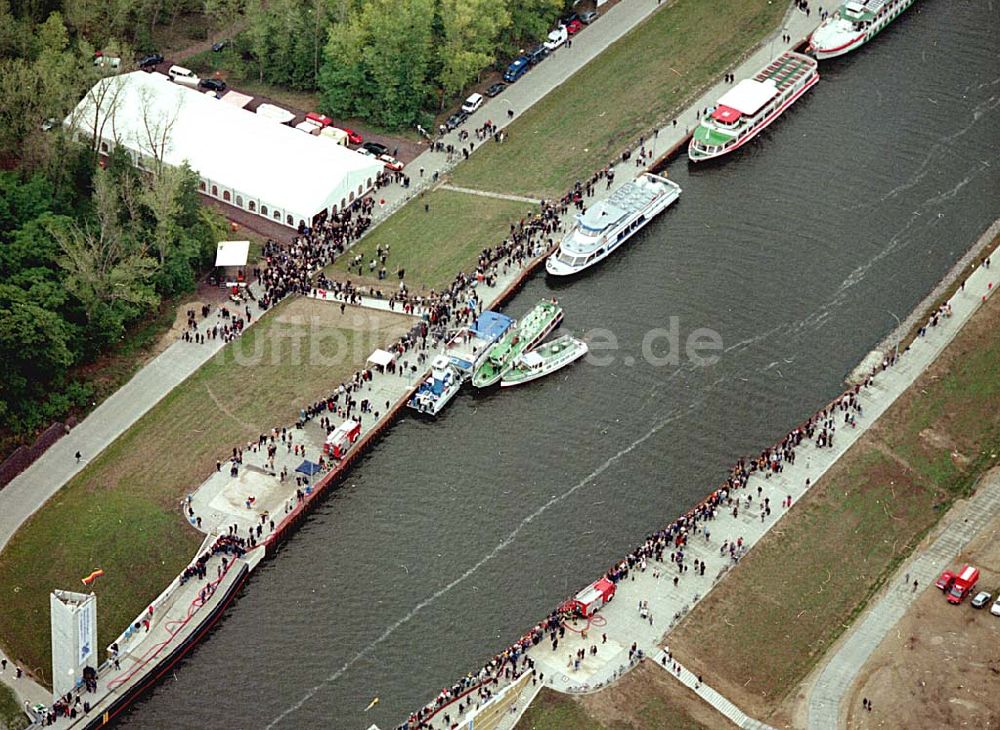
left=323, top=421, right=361, bottom=460
left=566, top=19, right=583, bottom=34
left=564, top=578, right=616, bottom=617
left=946, top=564, right=980, bottom=604
left=343, top=128, right=363, bottom=145
left=305, top=112, right=333, bottom=127
left=934, top=569, right=956, bottom=591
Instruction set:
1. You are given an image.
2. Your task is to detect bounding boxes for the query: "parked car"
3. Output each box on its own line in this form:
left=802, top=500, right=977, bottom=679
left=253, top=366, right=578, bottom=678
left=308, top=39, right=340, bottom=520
left=445, top=112, right=467, bottom=131
left=211, top=40, right=227, bottom=52
left=198, top=78, right=227, bottom=92
left=580, top=10, right=598, bottom=24
left=935, top=570, right=956, bottom=591
left=362, top=141, right=389, bottom=156
left=503, top=56, right=530, bottom=82
left=306, top=112, right=333, bottom=127
left=971, top=590, right=992, bottom=609
left=138, top=53, right=164, bottom=68
left=168, top=65, right=200, bottom=87
left=485, top=82, right=506, bottom=97
left=93, top=52, right=121, bottom=69
left=544, top=25, right=567, bottom=51
left=461, top=93, right=484, bottom=114
left=342, top=128, right=363, bottom=145
left=560, top=11, right=580, bottom=25
left=992, top=596, right=1000, bottom=616
left=526, top=44, right=549, bottom=65
left=378, top=154, right=404, bottom=172
left=566, top=19, right=583, bottom=34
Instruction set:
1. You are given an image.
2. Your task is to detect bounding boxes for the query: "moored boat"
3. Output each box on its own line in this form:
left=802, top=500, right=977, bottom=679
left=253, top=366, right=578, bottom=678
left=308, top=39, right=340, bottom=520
left=688, top=51, right=819, bottom=163
left=500, top=335, right=588, bottom=387
left=445, top=310, right=516, bottom=375
left=472, top=299, right=563, bottom=387
left=809, top=0, right=915, bottom=60
left=408, top=355, right=463, bottom=416
left=546, top=172, right=681, bottom=277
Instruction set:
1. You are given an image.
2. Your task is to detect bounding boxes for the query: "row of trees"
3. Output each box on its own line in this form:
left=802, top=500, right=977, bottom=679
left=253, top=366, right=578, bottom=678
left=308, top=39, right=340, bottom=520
left=0, top=8, right=224, bottom=440
left=226, top=0, right=563, bottom=127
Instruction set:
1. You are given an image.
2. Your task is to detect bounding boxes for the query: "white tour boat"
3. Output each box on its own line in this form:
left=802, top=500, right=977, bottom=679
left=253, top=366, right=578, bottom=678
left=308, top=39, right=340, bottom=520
left=809, top=0, right=915, bottom=60
left=545, top=173, right=681, bottom=276
left=500, top=335, right=588, bottom=387
left=688, top=51, right=819, bottom=163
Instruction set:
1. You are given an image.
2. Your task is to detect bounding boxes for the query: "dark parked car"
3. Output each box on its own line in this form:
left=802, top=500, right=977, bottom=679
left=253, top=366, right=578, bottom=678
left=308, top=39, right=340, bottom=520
left=503, top=56, right=530, bottom=83
left=362, top=141, right=389, bottom=156
left=198, top=78, right=227, bottom=92
left=485, top=82, right=506, bottom=97
left=138, top=53, right=164, bottom=68
left=445, top=112, right=467, bottom=131
left=526, top=44, right=549, bottom=65
left=580, top=10, right=598, bottom=24
left=560, top=11, right=580, bottom=25
left=211, top=40, right=228, bottom=52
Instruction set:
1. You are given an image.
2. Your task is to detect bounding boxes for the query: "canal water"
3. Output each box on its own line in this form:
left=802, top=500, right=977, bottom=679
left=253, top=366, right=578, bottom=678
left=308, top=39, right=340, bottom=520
left=124, top=2, right=1000, bottom=728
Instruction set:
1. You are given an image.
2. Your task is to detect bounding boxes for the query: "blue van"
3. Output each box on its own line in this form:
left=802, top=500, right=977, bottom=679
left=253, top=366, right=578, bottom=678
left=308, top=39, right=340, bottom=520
left=503, top=56, right=530, bottom=83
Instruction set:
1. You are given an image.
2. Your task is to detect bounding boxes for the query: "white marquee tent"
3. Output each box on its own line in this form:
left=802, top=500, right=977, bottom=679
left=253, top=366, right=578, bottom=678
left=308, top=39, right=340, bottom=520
left=65, top=71, right=384, bottom=229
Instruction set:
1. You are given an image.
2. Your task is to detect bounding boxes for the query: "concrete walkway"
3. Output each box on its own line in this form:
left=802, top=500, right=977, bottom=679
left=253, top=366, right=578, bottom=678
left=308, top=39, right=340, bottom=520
left=652, top=650, right=775, bottom=730
left=437, top=184, right=540, bottom=205
left=807, top=472, right=1000, bottom=729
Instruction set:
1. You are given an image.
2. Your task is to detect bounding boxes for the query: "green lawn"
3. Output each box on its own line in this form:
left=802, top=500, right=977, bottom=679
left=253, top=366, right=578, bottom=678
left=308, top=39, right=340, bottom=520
left=330, top=189, right=536, bottom=292
left=0, top=683, right=28, bottom=730
left=668, top=264, right=1000, bottom=719
left=0, top=300, right=412, bottom=685
left=451, top=0, right=786, bottom=198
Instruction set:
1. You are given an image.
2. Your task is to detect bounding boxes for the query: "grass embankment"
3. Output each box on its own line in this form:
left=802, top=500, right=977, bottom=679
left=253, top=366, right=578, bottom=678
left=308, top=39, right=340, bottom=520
left=668, top=254, right=1000, bottom=719
left=0, top=300, right=412, bottom=685
left=330, top=190, right=536, bottom=292
left=451, top=0, right=787, bottom=199
left=0, top=683, right=28, bottom=730
left=516, top=662, right=729, bottom=730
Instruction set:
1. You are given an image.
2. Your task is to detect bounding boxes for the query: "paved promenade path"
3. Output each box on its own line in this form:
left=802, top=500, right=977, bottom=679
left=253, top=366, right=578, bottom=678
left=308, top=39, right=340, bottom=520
left=807, top=471, right=1000, bottom=729
left=436, top=184, right=540, bottom=205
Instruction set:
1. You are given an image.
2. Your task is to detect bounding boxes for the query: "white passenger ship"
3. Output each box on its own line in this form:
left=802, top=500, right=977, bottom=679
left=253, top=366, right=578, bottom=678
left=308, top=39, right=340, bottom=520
left=809, top=0, right=915, bottom=60
left=688, top=51, right=819, bottom=163
left=545, top=172, right=681, bottom=276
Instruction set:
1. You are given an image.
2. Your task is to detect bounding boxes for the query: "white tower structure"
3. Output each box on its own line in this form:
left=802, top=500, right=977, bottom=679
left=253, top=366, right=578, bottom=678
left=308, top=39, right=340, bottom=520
left=50, top=590, right=97, bottom=699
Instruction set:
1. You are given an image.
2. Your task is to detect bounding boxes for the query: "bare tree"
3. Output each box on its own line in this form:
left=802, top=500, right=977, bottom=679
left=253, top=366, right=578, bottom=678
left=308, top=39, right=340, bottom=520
left=133, top=84, right=181, bottom=174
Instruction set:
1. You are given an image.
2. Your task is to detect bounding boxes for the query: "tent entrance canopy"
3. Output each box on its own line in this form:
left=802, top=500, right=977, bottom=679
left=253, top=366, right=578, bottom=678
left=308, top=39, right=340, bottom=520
left=366, top=349, right=395, bottom=370
left=215, top=240, right=250, bottom=287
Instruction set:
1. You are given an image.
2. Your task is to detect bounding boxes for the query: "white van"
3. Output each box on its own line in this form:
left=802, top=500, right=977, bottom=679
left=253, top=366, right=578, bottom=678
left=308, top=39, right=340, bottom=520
left=168, top=65, right=200, bottom=87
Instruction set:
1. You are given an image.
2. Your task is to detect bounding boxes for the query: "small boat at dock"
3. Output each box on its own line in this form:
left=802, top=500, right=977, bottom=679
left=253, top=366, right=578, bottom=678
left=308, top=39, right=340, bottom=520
left=445, top=310, right=516, bottom=375
left=500, top=335, right=588, bottom=387
left=472, top=299, right=564, bottom=388
left=408, top=355, right=463, bottom=416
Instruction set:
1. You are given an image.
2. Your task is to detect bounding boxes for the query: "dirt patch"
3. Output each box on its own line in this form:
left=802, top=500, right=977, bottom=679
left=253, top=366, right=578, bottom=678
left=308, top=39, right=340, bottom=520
left=843, top=512, right=1000, bottom=730
left=516, top=661, right=728, bottom=730
left=274, top=297, right=415, bottom=335
left=579, top=661, right=731, bottom=730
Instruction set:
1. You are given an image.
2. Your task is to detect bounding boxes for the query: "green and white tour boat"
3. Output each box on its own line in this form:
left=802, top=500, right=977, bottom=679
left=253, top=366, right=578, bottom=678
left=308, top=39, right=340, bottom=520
left=472, top=299, right=563, bottom=387
left=500, top=335, right=588, bottom=387
left=809, top=0, right=916, bottom=60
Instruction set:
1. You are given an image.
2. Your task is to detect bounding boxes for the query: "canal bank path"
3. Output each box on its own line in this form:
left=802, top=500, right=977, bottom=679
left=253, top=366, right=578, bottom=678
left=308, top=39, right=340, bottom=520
left=0, top=0, right=823, bottom=717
